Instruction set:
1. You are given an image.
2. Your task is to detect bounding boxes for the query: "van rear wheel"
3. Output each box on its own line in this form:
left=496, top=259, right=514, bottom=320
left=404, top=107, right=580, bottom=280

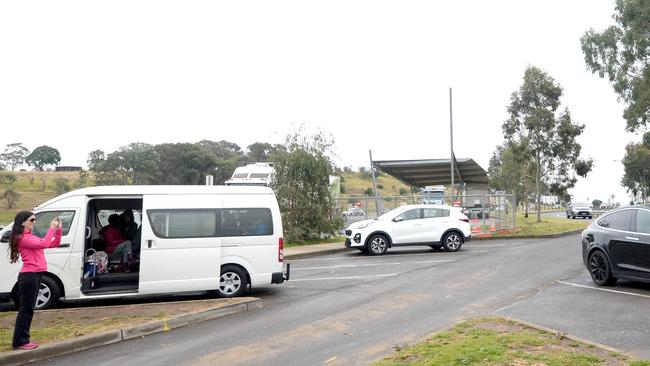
left=218, top=265, right=248, bottom=297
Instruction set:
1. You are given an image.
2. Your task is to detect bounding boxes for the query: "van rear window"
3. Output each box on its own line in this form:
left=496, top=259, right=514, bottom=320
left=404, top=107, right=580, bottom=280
left=147, top=208, right=273, bottom=238
left=221, top=208, right=273, bottom=236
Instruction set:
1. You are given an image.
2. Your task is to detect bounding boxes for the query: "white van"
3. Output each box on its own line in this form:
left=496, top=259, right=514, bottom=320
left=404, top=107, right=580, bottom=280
left=0, top=185, right=290, bottom=309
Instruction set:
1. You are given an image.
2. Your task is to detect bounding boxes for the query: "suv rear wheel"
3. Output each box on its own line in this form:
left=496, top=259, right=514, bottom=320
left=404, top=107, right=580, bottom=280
left=442, top=232, right=463, bottom=252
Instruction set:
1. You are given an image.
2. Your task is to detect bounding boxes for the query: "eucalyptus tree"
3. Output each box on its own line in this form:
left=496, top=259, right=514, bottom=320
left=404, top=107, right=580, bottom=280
left=581, top=0, right=650, bottom=132
left=488, top=142, right=536, bottom=217
left=0, top=143, right=29, bottom=171
left=25, top=145, right=61, bottom=171
left=502, top=66, right=592, bottom=222
left=271, top=130, right=341, bottom=243
left=621, top=132, right=650, bottom=203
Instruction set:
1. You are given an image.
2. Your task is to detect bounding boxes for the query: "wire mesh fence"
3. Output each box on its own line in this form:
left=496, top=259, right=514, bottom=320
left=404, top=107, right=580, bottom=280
left=335, top=193, right=516, bottom=235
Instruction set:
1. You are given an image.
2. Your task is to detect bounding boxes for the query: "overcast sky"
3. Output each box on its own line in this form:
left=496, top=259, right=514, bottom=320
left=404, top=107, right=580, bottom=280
left=0, top=1, right=642, bottom=204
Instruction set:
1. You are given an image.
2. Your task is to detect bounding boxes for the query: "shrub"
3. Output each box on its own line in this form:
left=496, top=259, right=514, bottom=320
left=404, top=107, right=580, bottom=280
left=54, top=178, right=70, bottom=194
left=2, top=187, right=20, bottom=209
left=0, top=172, right=17, bottom=184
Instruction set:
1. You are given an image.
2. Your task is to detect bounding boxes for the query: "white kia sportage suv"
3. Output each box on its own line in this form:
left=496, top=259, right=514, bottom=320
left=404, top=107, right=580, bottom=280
left=344, top=204, right=471, bottom=255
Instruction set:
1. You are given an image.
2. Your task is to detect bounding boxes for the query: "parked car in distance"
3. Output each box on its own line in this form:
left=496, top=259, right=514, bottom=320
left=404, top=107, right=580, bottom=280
left=581, top=204, right=650, bottom=286
left=342, top=207, right=365, bottom=218
left=462, top=204, right=490, bottom=219
left=566, top=203, right=593, bottom=219
left=344, top=204, right=471, bottom=255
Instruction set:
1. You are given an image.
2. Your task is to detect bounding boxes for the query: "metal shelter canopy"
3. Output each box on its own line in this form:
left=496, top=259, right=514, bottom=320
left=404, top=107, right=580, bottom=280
left=372, top=158, right=488, bottom=187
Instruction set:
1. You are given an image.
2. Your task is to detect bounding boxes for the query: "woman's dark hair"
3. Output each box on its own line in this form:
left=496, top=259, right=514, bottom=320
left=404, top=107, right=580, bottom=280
left=9, top=211, right=33, bottom=264
left=108, top=214, right=121, bottom=226
left=121, top=209, right=134, bottom=220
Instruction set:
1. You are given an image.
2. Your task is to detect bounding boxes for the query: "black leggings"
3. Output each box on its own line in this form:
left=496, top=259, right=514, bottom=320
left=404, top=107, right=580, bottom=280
left=12, top=272, right=42, bottom=348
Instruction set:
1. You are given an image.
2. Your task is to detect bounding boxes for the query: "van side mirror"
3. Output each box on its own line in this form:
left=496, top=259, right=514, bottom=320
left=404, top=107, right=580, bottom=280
left=0, top=231, right=10, bottom=243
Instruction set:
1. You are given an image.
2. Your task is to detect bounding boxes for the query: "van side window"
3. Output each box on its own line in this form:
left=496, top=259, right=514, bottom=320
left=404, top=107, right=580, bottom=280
left=148, top=210, right=218, bottom=238
left=147, top=208, right=273, bottom=238
left=221, top=208, right=273, bottom=237
left=33, top=211, right=75, bottom=238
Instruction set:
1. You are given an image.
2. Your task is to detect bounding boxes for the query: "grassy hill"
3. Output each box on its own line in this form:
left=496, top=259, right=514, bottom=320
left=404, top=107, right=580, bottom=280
left=0, top=170, right=412, bottom=226
left=339, top=172, right=412, bottom=197
left=0, top=171, right=87, bottom=225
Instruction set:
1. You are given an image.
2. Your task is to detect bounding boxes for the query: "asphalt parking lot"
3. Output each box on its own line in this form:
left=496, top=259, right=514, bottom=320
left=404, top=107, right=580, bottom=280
left=497, top=270, right=650, bottom=359
left=6, top=235, right=650, bottom=365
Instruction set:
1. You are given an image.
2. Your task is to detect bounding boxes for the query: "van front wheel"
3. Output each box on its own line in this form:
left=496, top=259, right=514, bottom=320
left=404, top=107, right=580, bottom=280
left=218, top=265, right=248, bottom=297
left=13, top=275, right=60, bottom=310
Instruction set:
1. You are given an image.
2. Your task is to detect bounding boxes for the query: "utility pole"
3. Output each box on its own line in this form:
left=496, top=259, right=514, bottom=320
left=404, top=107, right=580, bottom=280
left=449, top=87, right=455, bottom=203
left=369, top=150, right=382, bottom=216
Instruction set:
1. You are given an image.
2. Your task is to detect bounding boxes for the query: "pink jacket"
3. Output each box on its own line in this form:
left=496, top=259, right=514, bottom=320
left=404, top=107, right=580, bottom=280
left=98, top=225, right=124, bottom=254
left=18, top=228, right=62, bottom=273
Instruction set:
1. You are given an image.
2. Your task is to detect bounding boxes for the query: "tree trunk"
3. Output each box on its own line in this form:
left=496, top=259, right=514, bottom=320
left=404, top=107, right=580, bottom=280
left=524, top=181, right=529, bottom=219
left=536, top=156, right=541, bottom=223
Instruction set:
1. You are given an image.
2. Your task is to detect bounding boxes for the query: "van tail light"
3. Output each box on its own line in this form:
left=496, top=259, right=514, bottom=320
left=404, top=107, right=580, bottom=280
left=459, top=218, right=469, bottom=223
left=278, top=237, right=284, bottom=262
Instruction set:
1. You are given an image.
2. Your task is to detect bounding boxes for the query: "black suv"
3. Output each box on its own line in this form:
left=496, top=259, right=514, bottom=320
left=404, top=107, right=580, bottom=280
left=581, top=205, right=650, bottom=285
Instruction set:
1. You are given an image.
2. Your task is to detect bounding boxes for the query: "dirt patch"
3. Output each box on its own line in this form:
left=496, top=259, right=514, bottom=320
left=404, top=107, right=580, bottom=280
left=0, top=297, right=254, bottom=352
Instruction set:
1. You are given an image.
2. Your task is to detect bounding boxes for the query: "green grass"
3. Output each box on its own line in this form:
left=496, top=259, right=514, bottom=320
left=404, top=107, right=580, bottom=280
left=495, top=212, right=590, bottom=237
left=373, top=317, right=650, bottom=366
left=285, top=236, right=345, bottom=247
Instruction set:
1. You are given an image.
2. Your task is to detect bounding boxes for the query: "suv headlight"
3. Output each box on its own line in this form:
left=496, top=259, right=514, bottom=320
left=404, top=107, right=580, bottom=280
left=355, top=221, right=374, bottom=229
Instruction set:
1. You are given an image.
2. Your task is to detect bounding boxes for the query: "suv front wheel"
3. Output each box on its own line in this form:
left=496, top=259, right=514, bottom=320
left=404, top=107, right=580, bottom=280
left=367, top=234, right=388, bottom=256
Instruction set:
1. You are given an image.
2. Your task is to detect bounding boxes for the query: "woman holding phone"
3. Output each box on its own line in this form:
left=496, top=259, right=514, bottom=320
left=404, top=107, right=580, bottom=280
left=8, top=211, right=62, bottom=350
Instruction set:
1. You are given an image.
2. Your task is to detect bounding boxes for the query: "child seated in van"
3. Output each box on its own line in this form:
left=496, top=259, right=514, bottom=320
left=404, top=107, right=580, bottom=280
left=99, top=214, right=139, bottom=271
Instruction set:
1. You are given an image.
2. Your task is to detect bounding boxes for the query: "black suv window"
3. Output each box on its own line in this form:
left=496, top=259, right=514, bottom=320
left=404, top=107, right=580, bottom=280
left=636, top=209, right=650, bottom=234
left=597, top=210, right=633, bottom=231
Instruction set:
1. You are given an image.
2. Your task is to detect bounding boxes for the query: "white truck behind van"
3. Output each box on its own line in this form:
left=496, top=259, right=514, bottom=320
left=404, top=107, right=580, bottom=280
left=0, top=185, right=289, bottom=309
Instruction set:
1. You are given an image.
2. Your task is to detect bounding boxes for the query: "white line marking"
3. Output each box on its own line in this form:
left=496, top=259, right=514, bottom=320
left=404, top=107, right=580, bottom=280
left=290, top=273, right=399, bottom=282
left=293, top=262, right=403, bottom=270
left=411, top=259, right=456, bottom=264
left=557, top=281, right=650, bottom=299
left=290, top=250, right=488, bottom=262
left=465, top=244, right=505, bottom=247
left=293, top=259, right=456, bottom=271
